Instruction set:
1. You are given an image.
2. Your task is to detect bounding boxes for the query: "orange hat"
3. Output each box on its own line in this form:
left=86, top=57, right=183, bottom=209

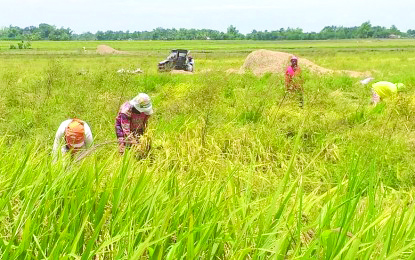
left=65, top=119, right=85, bottom=148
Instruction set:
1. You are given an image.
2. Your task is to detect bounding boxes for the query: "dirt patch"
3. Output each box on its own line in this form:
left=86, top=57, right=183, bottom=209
left=96, top=45, right=127, bottom=55
left=239, top=49, right=370, bottom=78
left=340, top=70, right=370, bottom=78
left=170, top=70, right=194, bottom=75
left=117, top=68, right=143, bottom=74
left=199, top=69, right=213, bottom=73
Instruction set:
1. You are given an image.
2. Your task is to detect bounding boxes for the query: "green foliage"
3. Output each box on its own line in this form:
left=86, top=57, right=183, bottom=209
left=24, top=41, right=31, bottom=49
left=9, top=41, right=31, bottom=50
left=0, top=22, right=412, bottom=41
left=0, top=24, right=72, bottom=41
left=1, top=40, right=415, bottom=258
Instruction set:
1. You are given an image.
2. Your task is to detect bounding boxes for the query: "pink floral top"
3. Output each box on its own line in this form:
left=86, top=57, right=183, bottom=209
left=115, top=101, right=150, bottom=141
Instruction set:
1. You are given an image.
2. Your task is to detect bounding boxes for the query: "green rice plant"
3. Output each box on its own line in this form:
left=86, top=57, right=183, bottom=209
left=1, top=39, right=415, bottom=258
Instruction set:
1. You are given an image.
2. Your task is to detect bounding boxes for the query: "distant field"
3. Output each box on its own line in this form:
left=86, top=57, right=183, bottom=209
left=1, top=40, right=415, bottom=258
left=1, top=39, right=415, bottom=74
left=2, top=39, right=415, bottom=52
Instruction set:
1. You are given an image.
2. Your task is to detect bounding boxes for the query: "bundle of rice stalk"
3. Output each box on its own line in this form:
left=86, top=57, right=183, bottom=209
left=132, top=133, right=152, bottom=159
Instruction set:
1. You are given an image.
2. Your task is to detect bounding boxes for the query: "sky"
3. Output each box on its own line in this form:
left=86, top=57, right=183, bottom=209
left=0, top=0, right=414, bottom=34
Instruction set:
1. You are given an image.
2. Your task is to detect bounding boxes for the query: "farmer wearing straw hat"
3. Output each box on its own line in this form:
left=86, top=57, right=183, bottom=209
left=52, top=118, right=93, bottom=159
left=285, top=56, right=304, bottom=107
left=371, top=81, right=405, bottom=105
left=115, top=93, right=153, bottom=154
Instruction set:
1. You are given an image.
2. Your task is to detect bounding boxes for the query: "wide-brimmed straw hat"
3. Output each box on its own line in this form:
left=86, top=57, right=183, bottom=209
left=129, top=93, right=153, bottom=115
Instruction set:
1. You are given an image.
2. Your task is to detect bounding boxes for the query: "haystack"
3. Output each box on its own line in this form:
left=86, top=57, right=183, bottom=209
left=239, top=49, right=370, bottom=78
left=96, top=45, right=127, bottom=55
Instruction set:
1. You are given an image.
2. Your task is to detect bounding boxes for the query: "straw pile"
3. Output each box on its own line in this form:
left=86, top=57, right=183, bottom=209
left=96, top=45, right=127, bottom=55
left=237, top=49, right=370, bottom=77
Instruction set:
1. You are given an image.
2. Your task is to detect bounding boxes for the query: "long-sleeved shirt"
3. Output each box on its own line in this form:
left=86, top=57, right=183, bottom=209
left=115, top=102, right=150, bottom=142
left=372, top=81, right=398, bottom=98
left=52, top=119, right=93, bottom=158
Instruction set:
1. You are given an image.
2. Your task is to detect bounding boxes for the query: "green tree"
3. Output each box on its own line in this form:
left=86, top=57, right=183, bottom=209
left=7, top=26, right=23, bottom=39
left=226, top=25, right=244, bottom=40
left=357, top=21, right=372, bottom=38
left=38, top=23, right=55, bottom=39
left=389, top=25, right=401, bottom=36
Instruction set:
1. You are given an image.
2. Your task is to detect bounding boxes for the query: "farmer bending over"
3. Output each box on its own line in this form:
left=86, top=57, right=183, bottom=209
left=285, top=56, right=304, bottom=107
left=371, top=81, right=404, bottom=105
left=52, top=118, right=93, bottom=160
left=115, top=93, right=153, bottom=154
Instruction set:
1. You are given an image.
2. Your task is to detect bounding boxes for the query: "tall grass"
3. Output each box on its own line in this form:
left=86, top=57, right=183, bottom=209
left=1, top=40, right=415, bottom=258
left=1, top=134, right=415, bottom=258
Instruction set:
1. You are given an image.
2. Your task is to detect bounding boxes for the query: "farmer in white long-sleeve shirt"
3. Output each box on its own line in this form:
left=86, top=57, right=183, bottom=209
left=187, top=55, right=194, bottom=72
left=52, top=118, right=93, bottom=159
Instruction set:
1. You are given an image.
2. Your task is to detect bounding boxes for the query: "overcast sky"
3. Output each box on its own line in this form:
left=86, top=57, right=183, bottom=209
left=1, top=0, right=413, bottom=34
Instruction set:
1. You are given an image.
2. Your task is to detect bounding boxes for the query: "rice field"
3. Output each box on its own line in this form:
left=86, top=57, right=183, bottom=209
left=1, top=39, right=415, bottom=259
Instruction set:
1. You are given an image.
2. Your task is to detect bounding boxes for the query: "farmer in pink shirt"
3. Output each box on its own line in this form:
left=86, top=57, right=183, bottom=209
left=115, top=93, right=153, bottom=154
left=285, top=56, right=304, bottom=107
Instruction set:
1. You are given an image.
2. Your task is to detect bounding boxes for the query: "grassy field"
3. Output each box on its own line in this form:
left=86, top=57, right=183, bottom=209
left=1, top=40, right=415, bottom=259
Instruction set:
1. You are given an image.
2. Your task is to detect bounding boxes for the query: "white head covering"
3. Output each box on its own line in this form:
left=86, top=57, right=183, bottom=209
left=129, top=93, right=153, bottom=115
left=360, top=77, right=374, bottom=85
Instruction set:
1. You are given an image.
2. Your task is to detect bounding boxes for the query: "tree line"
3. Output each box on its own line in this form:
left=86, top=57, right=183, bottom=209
left=1, top=22, right=414, bottom=41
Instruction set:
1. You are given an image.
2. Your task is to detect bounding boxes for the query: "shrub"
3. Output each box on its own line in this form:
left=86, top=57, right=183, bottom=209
left=24, top=41, right=32, bottom=49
